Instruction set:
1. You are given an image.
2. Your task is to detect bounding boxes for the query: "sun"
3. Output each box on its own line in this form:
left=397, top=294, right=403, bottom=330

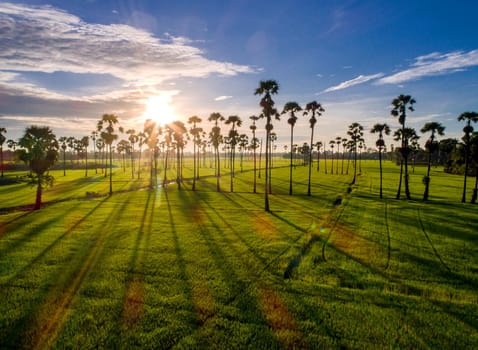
left=142, top=95, right=177, bottom=125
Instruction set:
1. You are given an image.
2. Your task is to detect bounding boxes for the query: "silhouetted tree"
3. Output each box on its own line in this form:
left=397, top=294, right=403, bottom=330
left=17, top=126, right=59, bottom=209
left=348, top=123, right=363, bottom=185
left=208, top=112, right=225, bottom=191
left=188, top=116, right=203, bottom=190
left=371, top=123, right=391, bottom=198
left=282, top=101, right=302, bottom=195
left=391, top=94, right=416, bottom=199
left=304, top=101, right=325, bottom=196
left=249, top=115, right=260, bottom=193
left=457, top=111, right=478, bottom=202
left=255, top=80, right=279, bottom=211
left=0, top=127, right=6, bottom=177
left=225, top=115, right=242, bottom=192
left=421, top=122, right=445, bottom=200
left=97, top=114, right=120, bottom=195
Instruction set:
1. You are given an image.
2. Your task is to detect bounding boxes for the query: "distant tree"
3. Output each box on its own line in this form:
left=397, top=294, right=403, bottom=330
left=90, top=131, right=99, bottom=174
left=469, top=132, right=478, bottom=203
left=315, top=141, right=323, bottom=172
left=341, top=138, right=347, bottom=174
left=371, top=123, right=391, bottom=198
left=208, top=112, right=225, bottom=191
left=282, top=101, right=302, bottom=195
left=393, top=127, right=420, bottom=197
left=95, top=138, right=105, bottom=174
left=0, top=127, right=6, bottom=177
left=335, top=136, right=342, bottom=174
left=238, top=134, right=248, bottom=173
left=348, top=122, right=364, bottom=184
left=116, top=139, right=130, bottom=172
left=255, top=80, right=280, bottom=211
left=188, top=116, right=203, bottom=190
left=457, top=111, right=478, bottom=202
left=17, top=126, right=59, bottom=210
left=303, top=101, right=325, bottom=196
left=171, top=120, right=187, bottom=190
left=249, top=115, right=260, bottom=193
left=421, top=122, right=445, bottom=200
left=225, top=115, right=242, bottom=192
left=391, top=94, right=416, bottom=199
left=97, top=114, right=120, bottom=195
left=144, top=119, right=159, bottom=188
left=126, top=129, right=138, bottom=179
left=329, top=140, right=335, bottom=175
left=81, top=136, right=90, bottom=177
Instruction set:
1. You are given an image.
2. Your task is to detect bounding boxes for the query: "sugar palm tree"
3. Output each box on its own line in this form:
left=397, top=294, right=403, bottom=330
left=126, top=129, right=138, bottom=179
left=282, top=101, right=302, bottom=195
left=371, top=123, right=391, bottom=198
left=238, top=134, right=248, bottom=173
left=249, top=115, right=260, bottom=193
left=470, top=132, right=478, bottom=203
left=58, top=136, right=68, bottom=176
left=341, top=138, right=347, bottom=174
left=208, top=112, right=225, bottom=191
left=315, top=141, right=323, bottom=171
left=188, top=116, right=203, bottom=190
left=255, top=80, right=279, bottom=211
left=457, top=111, right=478, bottom=202
left=303, top=101, right=325, bottom=196
left=391, top=94, right=416, bottom=199
left=421, top=122, right=445, bottom=200
left=90, top=131, right=98, bottom=174
left=225, top=115, right=242, bottom=192
left=335, top=136, right=342, bottom=174
left=0, top=127, right=6, bottom=177
left=97, top=113, right=120, bottom=195
left=329, top=140, right=335, bottom=175
left=171, top=121, right=187, bottom=190
left=347, top=122, right=364, bottom=185
left=393, top=127, right=419, bottom=197
left=17, top=126, right=59, bottom=209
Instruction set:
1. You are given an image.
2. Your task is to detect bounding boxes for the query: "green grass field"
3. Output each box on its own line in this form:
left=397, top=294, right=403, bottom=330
left=0, top=158, right=477, bottom=349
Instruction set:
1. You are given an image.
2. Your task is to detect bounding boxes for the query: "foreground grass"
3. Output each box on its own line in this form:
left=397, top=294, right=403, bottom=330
left=0, top=159, right=477, bottom=349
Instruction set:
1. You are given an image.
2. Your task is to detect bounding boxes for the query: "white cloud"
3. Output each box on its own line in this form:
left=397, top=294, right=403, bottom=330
left=0, top=2, right=255, bottom=86
left=322, top=73, right=384, bottom=93
left=214, top=95, right=233, bottom=101
left=377, top=50, right=478, bottom=85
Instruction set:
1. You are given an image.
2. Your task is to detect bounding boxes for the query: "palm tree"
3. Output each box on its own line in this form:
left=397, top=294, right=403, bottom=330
left=329, top=140, right=335, bottom=175
left=116, top=139, right=130, bottom=172
left=58, top=136, right=68, bottom=176
left=188, top=116, right=203, bottom=191
left=393, top=127, right=419, bottom=197
left=238, top=134, right=248, bottom=173
left=282, top=101, right=302, bottom=195
left=90, top=131, right=98, bottom=174
left=97, top=113, right=120, bottom=195
left=457, top=111, right=478, bottom=202
left=391, top=94, right=416, bottom=199
left=17, top=126, right=59, bottom=209
left=334, top=136, right=342, bottom=174
left=341, top=138, right=347, bottom=174
left=303, top=101, right=325, bottom=196
left=80, top=136, right=90, bottom=177
left=208, top=112, right=225, bottom=191
left=144, top=119, right=159, bottom=188
left=315, top=141, right=323, bottom=171
left=420, top=122, right=445, bottom=200
left=171, top=121, right=187, bottom=190
left=470, top=132, right=478, bottom=203
left=371, top=123, right=391, bottom=199
left=347, top=122, right=364, bottom=184
left=225, top=115, right=242, bottom=192
left=255, top=80, right=279, bottom=211
left=126, top=129, right=138, bottom=179
left=249, top=115, right=260, bottom=193
left=0, top=127, right=6, bottom=178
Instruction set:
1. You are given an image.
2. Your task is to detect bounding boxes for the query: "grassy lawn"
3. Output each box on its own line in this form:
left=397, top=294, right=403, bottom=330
left=0, top=158, right=477, bottom=349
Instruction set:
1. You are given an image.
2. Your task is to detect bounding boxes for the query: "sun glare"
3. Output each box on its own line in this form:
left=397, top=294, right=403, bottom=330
left=142, top=95, right=177, bottom=125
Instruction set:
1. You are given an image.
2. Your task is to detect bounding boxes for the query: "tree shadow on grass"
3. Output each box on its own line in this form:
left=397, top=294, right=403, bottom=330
left=0, top=195, right=130, bottom=349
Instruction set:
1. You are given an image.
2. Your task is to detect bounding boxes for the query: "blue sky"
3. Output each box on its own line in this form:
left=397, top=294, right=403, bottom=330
left=1, top=0, right=478, bottom=149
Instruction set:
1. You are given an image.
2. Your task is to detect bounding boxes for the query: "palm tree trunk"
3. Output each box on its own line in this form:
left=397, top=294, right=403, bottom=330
left=253, top=139, right=257, bottom=193
left=404, top=155, right=411, bottom=199
left=216, top=147, right=221, bottom=192
left=34, top=175, right=42, bottom=210
left=396, top=159, right=403, bottom=199
left=307, top=127, right=314, bottom=196
left=289, top=127, right=294, bottom=195
left=109, top=145, right=113, bottom=195
left=462, top=146, right=469, bottom=203
left=352, top=148, right=357, bottom=185
left=192, top=141, right=196, bottom=190
left=379, top=149, right=383, bottom=199
left=423, top=151, right=432, bottom=201
left=265, top=126, right=270, bottom=211
left=471, top=169, right=478, bottom=204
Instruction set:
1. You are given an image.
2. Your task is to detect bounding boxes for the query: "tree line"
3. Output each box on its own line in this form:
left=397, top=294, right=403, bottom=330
left=1, top=81, right=477, bottom=211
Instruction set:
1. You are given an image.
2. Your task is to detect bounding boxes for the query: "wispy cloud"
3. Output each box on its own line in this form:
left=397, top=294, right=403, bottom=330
left=0, top=2, right=255, bottom=87
left=322, top=73, right=384, bottom=93
left=214, top=95, right=233, bottom=101
left=377, top=50, right=478, bottom=84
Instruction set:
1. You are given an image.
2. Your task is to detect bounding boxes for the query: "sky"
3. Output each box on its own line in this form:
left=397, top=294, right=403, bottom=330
left=1, top=0, right=478, bottom=150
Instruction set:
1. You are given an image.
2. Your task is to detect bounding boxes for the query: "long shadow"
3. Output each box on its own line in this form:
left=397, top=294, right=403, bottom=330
left=1, top=197, right=109, bottom=287
left=173, top=189, right=280, bottom=346
left=1, top=195, right=131, bottom=349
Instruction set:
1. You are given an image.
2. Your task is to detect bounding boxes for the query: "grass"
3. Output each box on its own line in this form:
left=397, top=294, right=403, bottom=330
left=0, top=157, right=477, bottom=349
